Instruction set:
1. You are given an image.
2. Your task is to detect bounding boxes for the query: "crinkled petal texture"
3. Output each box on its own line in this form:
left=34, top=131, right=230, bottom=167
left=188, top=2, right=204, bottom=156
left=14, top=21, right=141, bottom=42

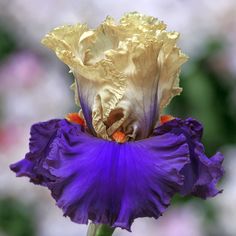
left=155, top=118, right=224, bottom=198
left=11, top=119, right=189, bottom=230
left=41, top=12, right=188, bottom=140
left=10, top=118, right=223, bottom=230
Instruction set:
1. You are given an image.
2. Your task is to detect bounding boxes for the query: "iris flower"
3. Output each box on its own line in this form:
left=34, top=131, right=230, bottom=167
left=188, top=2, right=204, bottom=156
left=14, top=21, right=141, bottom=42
left=10, top=12, right=224, bottom=235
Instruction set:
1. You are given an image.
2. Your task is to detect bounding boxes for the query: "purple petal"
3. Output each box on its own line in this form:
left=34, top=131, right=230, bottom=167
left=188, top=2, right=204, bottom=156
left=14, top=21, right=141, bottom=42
left=10, top=119, right=61, bottom=185
left=10, top=119, right=189, bottom=230
left=155, top=118, right=224, bottom=199
left=76, top=79, right=96, bottom=136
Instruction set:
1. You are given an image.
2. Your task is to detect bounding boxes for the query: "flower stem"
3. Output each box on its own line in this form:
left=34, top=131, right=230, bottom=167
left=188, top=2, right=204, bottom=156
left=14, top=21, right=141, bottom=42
left=87, top=223, right=115, bottom=236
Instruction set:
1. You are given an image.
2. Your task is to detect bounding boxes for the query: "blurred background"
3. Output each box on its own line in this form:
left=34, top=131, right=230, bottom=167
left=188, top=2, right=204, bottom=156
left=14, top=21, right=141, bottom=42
left=0, top=0, right=235, bottom=235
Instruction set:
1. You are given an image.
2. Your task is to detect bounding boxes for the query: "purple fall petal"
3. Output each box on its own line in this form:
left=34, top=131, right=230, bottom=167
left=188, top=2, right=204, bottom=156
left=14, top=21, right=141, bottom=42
left=10, top=117, right=224, bottom=230
left=10, top=119, right=189, bottom=230
left=10, top=119, right=60, bottom=185
left=155, top=118, right=224, bottom=199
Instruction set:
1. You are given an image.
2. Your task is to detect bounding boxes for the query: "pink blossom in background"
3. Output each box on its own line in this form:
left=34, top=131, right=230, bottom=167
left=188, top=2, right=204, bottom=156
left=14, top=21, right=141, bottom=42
left=115, top=206, right=205, bottom=236
left=154, top=207, right=205, bottom=236
left=0, top=51, right=43, bottom=90
left=0, top=123, right=22, bottom=152
left=0, top=51, right=72, bottom=126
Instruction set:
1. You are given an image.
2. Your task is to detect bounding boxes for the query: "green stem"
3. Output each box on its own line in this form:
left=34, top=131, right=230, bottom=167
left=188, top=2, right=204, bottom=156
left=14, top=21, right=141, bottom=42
left=87, top=223, right=115, bottom=236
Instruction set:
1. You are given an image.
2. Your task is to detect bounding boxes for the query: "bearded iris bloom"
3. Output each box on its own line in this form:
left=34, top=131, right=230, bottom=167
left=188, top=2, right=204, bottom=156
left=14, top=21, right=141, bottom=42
left=10, top=12, right=224, bottom=234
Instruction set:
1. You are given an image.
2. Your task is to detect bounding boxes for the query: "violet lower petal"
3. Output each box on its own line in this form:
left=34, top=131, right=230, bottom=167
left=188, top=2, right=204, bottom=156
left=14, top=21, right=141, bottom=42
left=10, top=119, right=62, bottom=185
left=10, top=119, right=189, bottom=231
left=155, top=118, right=224, bottom=199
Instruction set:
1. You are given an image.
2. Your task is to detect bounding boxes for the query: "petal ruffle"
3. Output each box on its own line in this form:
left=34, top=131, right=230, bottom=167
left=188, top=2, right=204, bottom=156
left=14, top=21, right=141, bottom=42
left=10, top=119, right=61, bottom=185
left=42, top=12, right=188, bottom=140
left=155, top=118, right=224, bottom=199
left=10, top=119, right=189, bottom=231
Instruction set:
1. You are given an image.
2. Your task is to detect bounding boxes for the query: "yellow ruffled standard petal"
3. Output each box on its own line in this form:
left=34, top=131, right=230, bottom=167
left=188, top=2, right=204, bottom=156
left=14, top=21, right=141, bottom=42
left=41, top=24, right=88, bottom=68
left=120, top=11, right=167, bottom=33
left=156, top=32, right=188, bottom=110
left=41, top=12, right=188, bottom=140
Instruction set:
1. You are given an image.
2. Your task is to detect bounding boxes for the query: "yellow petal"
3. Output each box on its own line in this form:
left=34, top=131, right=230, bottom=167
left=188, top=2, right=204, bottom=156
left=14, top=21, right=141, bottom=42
left=41, top=12, right=188, bottom=140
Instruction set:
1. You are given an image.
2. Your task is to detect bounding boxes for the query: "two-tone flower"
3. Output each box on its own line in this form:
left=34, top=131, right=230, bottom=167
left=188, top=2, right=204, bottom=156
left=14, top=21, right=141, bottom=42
left=10, top=12, right=224, bottom=232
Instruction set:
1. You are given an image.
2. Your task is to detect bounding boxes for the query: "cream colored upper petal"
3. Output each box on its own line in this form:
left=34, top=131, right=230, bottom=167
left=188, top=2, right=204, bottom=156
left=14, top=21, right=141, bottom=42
left=156, top=32, right=188, bottom=110
left=42, top=23, right=128, bottom=139
left=119, top=12, right=167, bottom=36
left=41, top=12, right=188, bottom=140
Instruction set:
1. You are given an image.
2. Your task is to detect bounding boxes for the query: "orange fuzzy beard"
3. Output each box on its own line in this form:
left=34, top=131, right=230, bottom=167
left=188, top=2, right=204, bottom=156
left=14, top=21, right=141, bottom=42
left=160, top=115, right=174, bottom=125
left=112, top=131, right=127, bottom=143
left=66, top=113, right=85, bottom=126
